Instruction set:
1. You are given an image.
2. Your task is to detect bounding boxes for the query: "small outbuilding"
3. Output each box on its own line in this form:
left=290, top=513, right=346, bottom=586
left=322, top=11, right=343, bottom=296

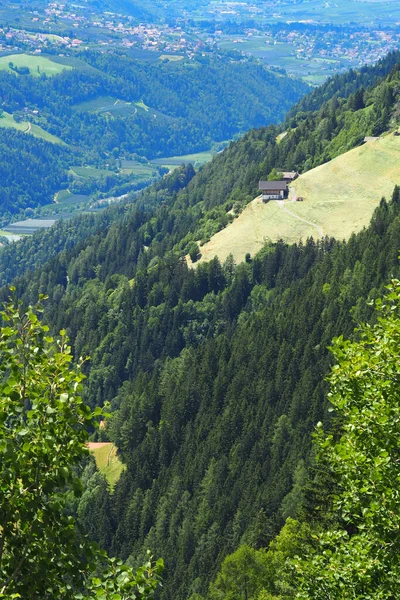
left=259, top=180, right=288, bottom=201
left=281, top=171, right=299, bottom=182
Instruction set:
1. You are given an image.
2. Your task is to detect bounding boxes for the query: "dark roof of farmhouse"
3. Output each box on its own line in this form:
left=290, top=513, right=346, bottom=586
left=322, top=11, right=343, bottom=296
left=259, top=180, right=287, bottom=191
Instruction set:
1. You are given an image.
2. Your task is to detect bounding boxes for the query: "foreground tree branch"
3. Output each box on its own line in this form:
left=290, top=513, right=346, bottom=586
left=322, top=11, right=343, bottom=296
left=0, top=293, right=163, bottom=599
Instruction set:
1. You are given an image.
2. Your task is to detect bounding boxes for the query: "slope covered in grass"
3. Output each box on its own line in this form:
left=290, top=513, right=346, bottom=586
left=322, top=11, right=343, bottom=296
left=195, top=133, right=400, bottom=264
left=88, top=443, right=125, bottom=489
left=290, top=132, right=400, bottom=239
left=0, top=53, right=71, bottom=77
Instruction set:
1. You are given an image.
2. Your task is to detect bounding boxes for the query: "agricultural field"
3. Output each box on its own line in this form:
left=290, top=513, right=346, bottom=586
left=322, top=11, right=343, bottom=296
left=73, top=96, right=138, bottom=116
left=194, top=133, right=400, bottom=265
left=87, top=442, right=125, bottom=489
left=70, top=166, right=115, bottom=178
left=119, top=159, right=158, bottom=176
left=218, top=36, right=342, bottom=82
left=0, top=111, right=64, bottom=144
left=271, top=0, right=400, bottom=26
left=151, top=149, right=215, bottom=170
left=55, top=190, right=91, bottom=206
left=0, top=53, right=71, bottom=77
left=4, top=219, right=58, bottom=235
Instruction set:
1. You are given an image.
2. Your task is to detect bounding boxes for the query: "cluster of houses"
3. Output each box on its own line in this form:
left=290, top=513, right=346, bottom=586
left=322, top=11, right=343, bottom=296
left=258, top=171, right=298, bottom=201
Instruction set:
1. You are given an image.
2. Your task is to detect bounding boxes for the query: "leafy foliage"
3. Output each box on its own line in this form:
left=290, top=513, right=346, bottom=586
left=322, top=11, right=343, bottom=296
left=0, top=295, right=163, bottom=599
left=295, top=280, right=400, bottom=599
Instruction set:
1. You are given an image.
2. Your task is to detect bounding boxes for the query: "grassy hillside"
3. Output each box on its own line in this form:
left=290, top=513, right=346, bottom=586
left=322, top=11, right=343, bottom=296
left=289, top=133, right=400, bottom=239
left=195, top=133, right=400, bottom=264
left=0, top=111, right=64, bottom=144
left=0, top=53, right=71, bottom=77
left=151, top=149, right=215, bottom=170
left=193, top=196, right=315, bottom=265
left=87, top=442, right=125, bottom=489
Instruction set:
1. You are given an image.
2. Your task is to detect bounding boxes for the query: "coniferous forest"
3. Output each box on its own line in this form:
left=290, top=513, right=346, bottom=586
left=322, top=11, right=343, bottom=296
left=2, top=31, right=400, bottom=600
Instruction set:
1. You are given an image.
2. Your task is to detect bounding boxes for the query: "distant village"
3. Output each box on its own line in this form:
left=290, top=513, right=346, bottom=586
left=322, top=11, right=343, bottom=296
left=0, top=0, right=399, bottom=74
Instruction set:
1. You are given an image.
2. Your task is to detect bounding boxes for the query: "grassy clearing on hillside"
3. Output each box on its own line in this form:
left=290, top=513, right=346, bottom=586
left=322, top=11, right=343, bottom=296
left=194, top=196, right=315, bottom=266
left=73, top=96, right=137, bottom=116
left=119, top=160, right=158, bottom=175
left=0, top=111, right=64, bottom=144
left=151, top=150, right=214, bottom=169
left=29, top=123, right=64, bottom=144
left=88, top=442, right=125, bottom=489
left=0, top=53, right=70, bottom=76
left=290, top=133, right=400, bottom=240
left=0, top=112, right=29, bottom=133
left=194, top=133, right=400, bottom=265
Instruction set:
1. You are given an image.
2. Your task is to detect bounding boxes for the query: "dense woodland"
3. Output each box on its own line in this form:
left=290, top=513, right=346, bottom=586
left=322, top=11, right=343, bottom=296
left=4, top=186, right=400, bottom=599
left=0, top=127, right=71, bottom=221
left=285, top=50, right=400, bottom=118
left=2, top=51, right=400, bottom=598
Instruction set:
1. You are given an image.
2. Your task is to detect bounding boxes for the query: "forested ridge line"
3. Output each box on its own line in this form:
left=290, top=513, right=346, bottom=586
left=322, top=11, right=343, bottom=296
left=0, top=49, right=308, bottom=221
left=0, top=45, right=396, bottom=224
left=286, top=49, right=400, bottom=118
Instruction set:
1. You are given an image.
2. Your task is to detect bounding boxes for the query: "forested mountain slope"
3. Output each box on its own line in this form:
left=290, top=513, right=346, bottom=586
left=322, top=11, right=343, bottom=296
left=0, top=128, right=71, bottom=215
left=2, top=52, right=400, bottom=599
left=5, top=188, right=400, bottom=599
left=286, top=49, right=400, bottom=118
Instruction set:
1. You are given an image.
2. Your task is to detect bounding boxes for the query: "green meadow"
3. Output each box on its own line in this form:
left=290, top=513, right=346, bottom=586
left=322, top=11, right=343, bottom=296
left=0, top=111, right=64, bottom=144
left=151, top=150, right=214, bottom=170
left=0, top=53, right=71, bottom=77
left=88, top=443, right=125, bottom=489
left=194, top=133, right=400, bottom=265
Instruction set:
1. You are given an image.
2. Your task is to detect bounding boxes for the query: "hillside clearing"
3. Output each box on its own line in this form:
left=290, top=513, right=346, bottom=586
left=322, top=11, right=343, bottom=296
left=193, top=196, right=315, bottom=266
left=0, top=111, right=64, bottom=144
left=151, top=150, right=215, bottom=170
left=0, top=53, right=71, bottom=76
left=194, top=133, right=400, bottom=265
left=87, top=442, right=125, bottom=489
left=289, top=133, right=400, bottom=240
